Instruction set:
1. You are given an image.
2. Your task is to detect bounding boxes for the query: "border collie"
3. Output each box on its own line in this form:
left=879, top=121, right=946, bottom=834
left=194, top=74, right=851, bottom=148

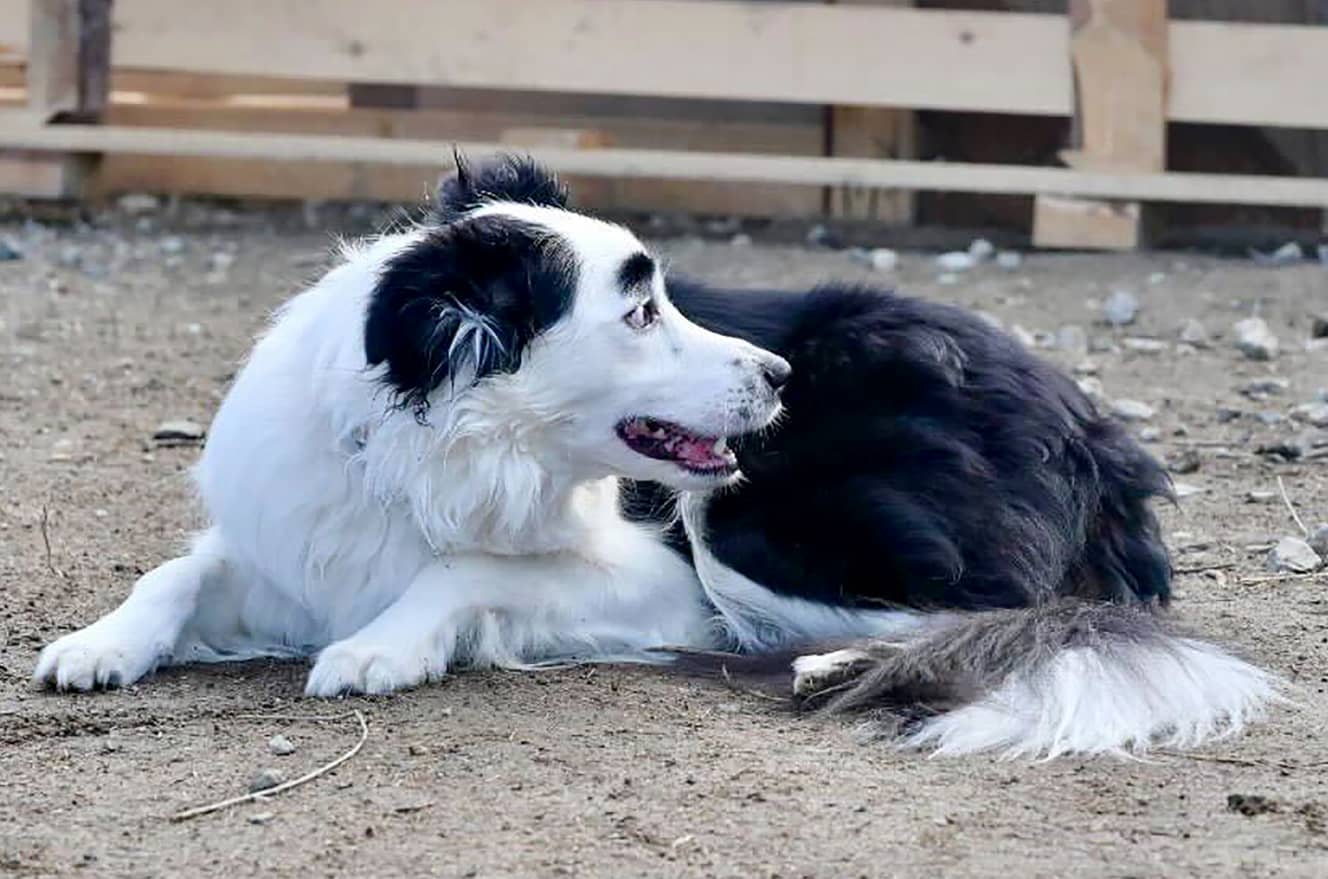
left=34, top=156, right=1275, bottom=757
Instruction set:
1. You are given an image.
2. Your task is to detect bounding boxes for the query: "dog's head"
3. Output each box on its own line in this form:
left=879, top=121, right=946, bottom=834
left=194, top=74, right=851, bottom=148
left=364, top=154, right=789, bottom=489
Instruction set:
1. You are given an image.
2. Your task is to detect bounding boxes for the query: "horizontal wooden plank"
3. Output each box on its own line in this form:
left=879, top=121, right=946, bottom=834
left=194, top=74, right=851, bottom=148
left=4, top=119, right=1328, bottom=207
left=108, top=0, right=1075, bottom=116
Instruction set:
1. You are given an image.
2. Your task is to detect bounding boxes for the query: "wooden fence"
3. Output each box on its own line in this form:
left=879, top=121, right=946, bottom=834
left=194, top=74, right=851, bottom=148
left=1, top=0, right=1326, bottom=248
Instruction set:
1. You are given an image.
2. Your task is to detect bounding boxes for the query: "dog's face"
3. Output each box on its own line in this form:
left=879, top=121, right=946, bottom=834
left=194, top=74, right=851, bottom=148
left=365, top=156, right=789, bottom=489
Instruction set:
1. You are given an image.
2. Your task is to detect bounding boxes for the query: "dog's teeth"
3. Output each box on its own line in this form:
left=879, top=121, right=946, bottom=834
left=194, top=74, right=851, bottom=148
left=713, top=437, right=728, bottom=455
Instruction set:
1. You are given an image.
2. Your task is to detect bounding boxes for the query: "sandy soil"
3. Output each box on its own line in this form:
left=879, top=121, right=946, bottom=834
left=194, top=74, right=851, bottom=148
left=1, top=207, right=1326, bottom=878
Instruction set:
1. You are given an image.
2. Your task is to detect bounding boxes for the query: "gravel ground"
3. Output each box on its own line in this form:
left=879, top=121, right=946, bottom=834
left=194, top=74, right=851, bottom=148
left=1, top=207, right=1326, bottom=878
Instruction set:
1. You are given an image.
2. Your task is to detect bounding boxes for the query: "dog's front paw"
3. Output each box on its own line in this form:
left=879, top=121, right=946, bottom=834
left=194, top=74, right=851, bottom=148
left=33, top=625, right=161, bottom=691
left=306, top=640, right=442, bottom=697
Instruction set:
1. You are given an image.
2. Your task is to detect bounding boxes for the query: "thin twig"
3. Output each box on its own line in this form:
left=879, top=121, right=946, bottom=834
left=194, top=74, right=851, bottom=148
left=171, top=709, right=368, bottom=822
left=1277, top=476, right=1310, bottom=538
left=39, top=504, right=65, bottom=580
left=1173, top=562, right=1237, bottom=575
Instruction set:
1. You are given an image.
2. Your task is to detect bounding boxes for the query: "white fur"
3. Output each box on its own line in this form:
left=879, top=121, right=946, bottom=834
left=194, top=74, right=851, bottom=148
left=34, top=203, right=787, bottom=696
left=901, top=638, right=1279, bottom=759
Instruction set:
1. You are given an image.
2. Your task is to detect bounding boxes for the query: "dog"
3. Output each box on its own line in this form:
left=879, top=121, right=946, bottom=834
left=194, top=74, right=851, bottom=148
left=35, top=155, right=1275, bottom=757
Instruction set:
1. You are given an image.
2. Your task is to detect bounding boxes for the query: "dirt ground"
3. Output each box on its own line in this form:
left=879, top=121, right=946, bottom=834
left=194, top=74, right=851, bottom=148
left=1, top=204, right=1326, bottom=878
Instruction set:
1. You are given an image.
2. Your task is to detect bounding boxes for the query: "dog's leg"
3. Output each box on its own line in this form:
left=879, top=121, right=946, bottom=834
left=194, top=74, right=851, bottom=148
left=33, top=531, right=227, bottom=691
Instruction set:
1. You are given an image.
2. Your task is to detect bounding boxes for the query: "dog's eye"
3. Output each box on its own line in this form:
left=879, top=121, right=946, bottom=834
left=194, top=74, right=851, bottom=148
left=624, top=299, right=659, bottom=330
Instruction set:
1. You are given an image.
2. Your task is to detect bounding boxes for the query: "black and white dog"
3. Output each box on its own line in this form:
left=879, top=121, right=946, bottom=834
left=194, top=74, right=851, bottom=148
left=34, top=156, right=1274, bottom=757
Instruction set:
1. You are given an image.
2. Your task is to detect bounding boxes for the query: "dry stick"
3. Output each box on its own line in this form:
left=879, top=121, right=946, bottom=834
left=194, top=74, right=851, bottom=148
left=171, top=709, right=368, bottom=822
left=39, top=504, right=65, bottom=579
left=1276, top=475, right=1310, bottom=538
left=1173, top=562, right=1237, bottom=575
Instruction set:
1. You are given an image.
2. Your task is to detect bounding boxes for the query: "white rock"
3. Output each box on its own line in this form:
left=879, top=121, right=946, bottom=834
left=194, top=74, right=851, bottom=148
left=1177, top=318, right=1208, bottom=347
left=995, top=250, right=1022, bottom=270
left=117, top=193, right=160, bottom=215
left=967, top=238, right=995, bottom=262
left=1233, top=317, right=1279, bottom=361
left=268, top=734, right=297, bottom=756
left=209, top=251, right=237, bottom=271
left=249, top=769, right=287, bottom=794
left=1072, top=360, right=1098, bottom=376
left=1102, top=289, right=1139, bottom=326
left=937, top=273, right=960, bottom=286
left=1264, top=537, right=1322, bottom=574
left=159, top=236, right=185, bottom=255
left=1251, top=242, right=1303, bottom=266
left=1121, top=337, right=1168, bottom=355
left=936, top=251, right=975, bottom=272
left=1077, top=377, right=1106, bottom=400
left=868, top=248, right=898, bottom=272
left=1147, top=272, right=1167, bottom=285
left=729, top=233, right=752, bottom=248
left=1110, top=399, right=1156, bottom=422
left=1245, top=490, right=1277, bottom=504
left=1173, top=482, right=1204, bottom=498
left=1290, top=402, right=1328, bottom=427
left=152, top=419, right=206, bottom=445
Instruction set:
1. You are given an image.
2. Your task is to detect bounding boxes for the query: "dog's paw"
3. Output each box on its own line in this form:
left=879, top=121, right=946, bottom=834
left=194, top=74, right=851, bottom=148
left=32, top=626, right=160, bottom=691
left=305, top=640, right=441, bottom=697
left=792, top=648, right=874, bottom=698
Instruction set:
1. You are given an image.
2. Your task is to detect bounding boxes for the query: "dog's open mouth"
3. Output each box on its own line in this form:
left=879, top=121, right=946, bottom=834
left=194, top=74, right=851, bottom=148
left=616, top=416, right=738, bottom=475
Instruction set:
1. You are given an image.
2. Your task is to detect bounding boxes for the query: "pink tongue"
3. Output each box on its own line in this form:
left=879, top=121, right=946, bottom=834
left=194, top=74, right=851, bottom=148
left=675, top=435, right=719, bottom=465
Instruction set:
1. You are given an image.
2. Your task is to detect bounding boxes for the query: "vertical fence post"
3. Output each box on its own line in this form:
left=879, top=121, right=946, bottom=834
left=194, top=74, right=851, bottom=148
left=1, top=0, right=110, bottom=197
left=1032, top=0, right=1167, bottom=249
left=825, top=0, right=917, bottom=225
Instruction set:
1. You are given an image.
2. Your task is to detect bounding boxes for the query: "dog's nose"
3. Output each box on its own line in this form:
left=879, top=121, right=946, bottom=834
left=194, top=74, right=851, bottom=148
left=762, top=357, right=792, bottom=392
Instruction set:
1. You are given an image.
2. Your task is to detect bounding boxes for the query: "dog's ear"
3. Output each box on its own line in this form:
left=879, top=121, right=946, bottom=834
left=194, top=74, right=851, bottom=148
left=364, top=215, right=577, bottom=419
left=432, top=151, right=570, bottom=222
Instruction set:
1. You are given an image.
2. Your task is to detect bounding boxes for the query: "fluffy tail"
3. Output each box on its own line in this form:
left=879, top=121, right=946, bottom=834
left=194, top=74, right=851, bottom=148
left=674, top=601, right=1279, bottom=758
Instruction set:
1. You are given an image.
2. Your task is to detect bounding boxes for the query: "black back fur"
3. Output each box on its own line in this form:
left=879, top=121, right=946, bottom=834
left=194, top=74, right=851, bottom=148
left=623, top=280, right=1173, bottom=611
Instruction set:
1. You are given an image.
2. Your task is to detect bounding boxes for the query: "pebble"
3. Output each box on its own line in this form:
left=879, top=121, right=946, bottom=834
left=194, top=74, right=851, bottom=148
left=1147, top=272, right=1167, bottom=285
left=116, top=193, right=161, bottom=215
left=1121, top=337, right=1168, bottom=355
left=1110, top=399, right=1156, bottom=422
left=248, top=812, right=275, bottom=826
left=805, top=224, right=831, bottom=247
left=1310, top=523, right=1328, bottom=558
left=868, top=248, right=898, bottom=272
left=1166, top=448, right=1201, bottom=474
left=0, top=237, right=21, bottom=261
left=1312, top=314, right=1328, bottom=340
left=995, top=250, right=1022, bottom=270
left=729, top=233, right=752, bottom=248
left=1009, top=324, right=1036, bottom=348
left=936, top=251, right=975, bottom=273
left=152, top=419, right=206, bottom=445
left=1173, top=482, right=1204, bottom=499
left=1239, top=378, right=1290, bottom=398
left=1245, top=490, right=1277, bottom=504
left=1056, top=325, right=1089, bottom=357
left=268, top=734, right=297, bottom=756
left=1250, top=242, right=1303, bottom=266
left=967, top=238, right=995, bottom=262
left=1290, top=402, right=1328, bottom=427
left=209, top=251, right=237, bottom=271
left=1077, top=377, right=1106, bottom=400
left=1138, top=427, right=1162, bottom=443
left=1255, top=411, right=1285, bottom=426
left=1264, top=537, right=1322, bottom=574
left=1072, top=359, right=1098, bottom=376
left=937, top=273, right=960, bottom=286
left=1102, top=289, right=1139, bottom=326
left=1233, top=317, right=1279, bottom=361
left=1177, top=318, right=1208, bottom=347
left=159, top=236, right=186, bottom=255
left=249, top=768, right=287, bottom=793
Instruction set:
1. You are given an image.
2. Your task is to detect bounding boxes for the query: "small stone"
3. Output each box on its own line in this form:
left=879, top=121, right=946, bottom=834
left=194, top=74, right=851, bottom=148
left=1138, top=427, right=1162, bottom=443
left=152, top=419, right=206, bottom=445
left=1216, top=407, right=1243, bottom=424
left=159, top=236, right=185, bottom=255
left=1290, top=402, right=1328, bottom=427
left=1177, top=318, right=1208, bottom=347
left=1147, top=272, right=1167, bottom=285
left=1056, top=325, right=1089, bottom=357
left=1250, top=242, right=1303, bottom=266
left=1233, top=318, right=1279, bottom=361
left=248, top=812, right=275, bottom=826
left=249, top=768, right=287, bottom=794
left=1255, top=411, right=1285, bottom=426
left=209, top=251, right=237, bottom=271
left=1264, top=537, right=1322, bottom=574
left=868, top=248, right=898, bottom=272
left=1072, top=359, right=1098, bottom=376
left=1121, top=337, right=1168, bottom=355
left=936, top=251, right=975, bottom=273
left=937, top=272, right=960, bottom=286
left=117, top=193, right=160, bottom=215
left=967, top=238, right=995, bottom=262
left=1245, top=490, right=1277, bottom=504
left=1166, top=448, right=1201, bottom=474
left=1077, top=377, right=1106, bottom=400
left=1009, top=324, right=1036, bottom=348
left=1239, top=378, right=1290, bottom=398
left=1110, top=399, right=1156, bottom=422
left=1173, top=482, right=1204, bottom=499
left=1309, top=524, right=1328, bottom=558
left=805, top=224, right=831, bottom=247
left=268, top=734, right=297, bottom=756
left=0, top=237, right=21, bottom=261
left=729, top=233, right=752, bottom=248
left=995, top=250, right=1022, bottom=270
left=1312, top=315, right=1328, bottom=340
left=1102, top=289, right=1139, bottom=327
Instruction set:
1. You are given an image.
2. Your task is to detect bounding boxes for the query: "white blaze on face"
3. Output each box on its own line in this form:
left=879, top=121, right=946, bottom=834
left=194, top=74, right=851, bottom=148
left=469, top=202, right=789, bottom=489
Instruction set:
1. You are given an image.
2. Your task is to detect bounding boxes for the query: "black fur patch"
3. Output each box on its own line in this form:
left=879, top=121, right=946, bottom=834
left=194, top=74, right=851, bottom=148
left=433, top=152, right=569, bottom=222
left=626, top=278, right=1172, bottom=611
left=364, top=214, right=577, bottom=418
left=617, top=252, right=656, bottom=293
